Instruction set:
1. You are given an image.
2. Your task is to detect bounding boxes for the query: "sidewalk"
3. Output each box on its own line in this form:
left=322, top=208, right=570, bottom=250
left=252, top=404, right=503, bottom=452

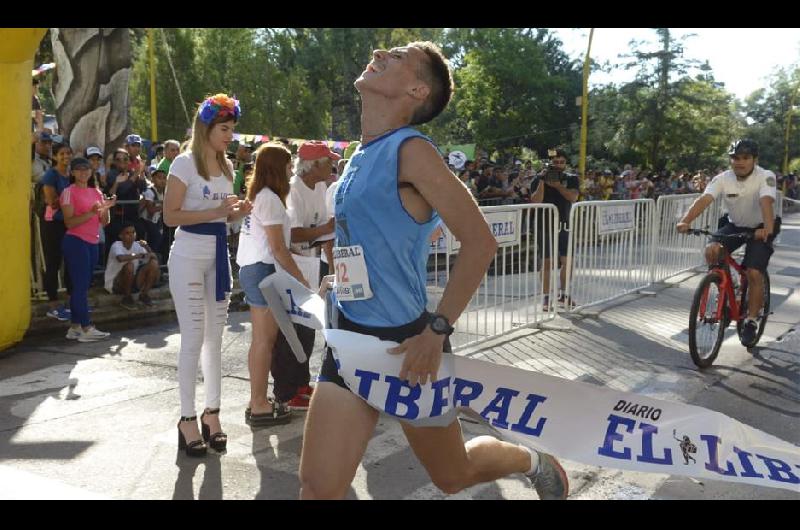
left=1, top=213, right=798, bottom=499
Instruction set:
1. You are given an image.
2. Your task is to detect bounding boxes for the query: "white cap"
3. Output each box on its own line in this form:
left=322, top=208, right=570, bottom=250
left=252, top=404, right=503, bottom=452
left=86, top=146, right=103, bottom=158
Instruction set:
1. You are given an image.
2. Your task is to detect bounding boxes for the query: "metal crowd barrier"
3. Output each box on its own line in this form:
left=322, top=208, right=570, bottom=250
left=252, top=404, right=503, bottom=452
left=565, top=199, right=655, bottom=312
left=427, top=203, right=559, bottom=351
left=651, top=193, right=723, bottom=282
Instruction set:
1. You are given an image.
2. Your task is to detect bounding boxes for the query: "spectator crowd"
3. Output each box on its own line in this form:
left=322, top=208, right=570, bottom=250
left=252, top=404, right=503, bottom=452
left=448, top=157, right=798, bottom=206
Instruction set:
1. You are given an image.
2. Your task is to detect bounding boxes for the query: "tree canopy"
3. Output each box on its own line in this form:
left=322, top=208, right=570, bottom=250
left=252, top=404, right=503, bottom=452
left=37, top=28, right=800, bottom=173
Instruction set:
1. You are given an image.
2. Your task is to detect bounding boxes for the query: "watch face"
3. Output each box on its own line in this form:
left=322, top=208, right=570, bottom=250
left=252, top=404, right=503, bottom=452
left=430, top=315, right=452, bottom=334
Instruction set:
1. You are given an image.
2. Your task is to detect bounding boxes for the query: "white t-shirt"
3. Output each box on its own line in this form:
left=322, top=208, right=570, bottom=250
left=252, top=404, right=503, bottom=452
left=105, top=240, right=147, bottom=292
left=141, top=186, right=164, bottom=224
left=236, top=187, right=291, bottom=267
left=286, top=175, right=330, bottom=257
left=703, top=166, right=777, bottom=228
left=168, top=151, right=234, bottom=259
left=321, top=180, right=339, bottom=265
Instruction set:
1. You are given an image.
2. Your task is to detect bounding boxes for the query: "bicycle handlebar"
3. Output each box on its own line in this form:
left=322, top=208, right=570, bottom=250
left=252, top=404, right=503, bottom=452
left=685, top=228, right=753, bottom=240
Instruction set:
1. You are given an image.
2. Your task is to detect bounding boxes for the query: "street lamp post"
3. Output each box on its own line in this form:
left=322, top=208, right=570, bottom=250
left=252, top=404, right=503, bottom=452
left=783, top=78, right=799, bottom=175
left=579, top=28, right=594, bottom=181
left=148, top=28, right=158, bottom=143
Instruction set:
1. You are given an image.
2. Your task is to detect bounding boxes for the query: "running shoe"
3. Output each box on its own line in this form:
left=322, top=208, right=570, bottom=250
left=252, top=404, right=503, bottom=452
left=740, top=319, right=758, bottom=347
left=526, top=452, right=569, bottom=500
left=77, top=326, right=110, bottom=342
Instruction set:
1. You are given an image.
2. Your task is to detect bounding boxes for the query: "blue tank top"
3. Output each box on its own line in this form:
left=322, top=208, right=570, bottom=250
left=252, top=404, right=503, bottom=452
left=333, top=127, right=440, bottom=327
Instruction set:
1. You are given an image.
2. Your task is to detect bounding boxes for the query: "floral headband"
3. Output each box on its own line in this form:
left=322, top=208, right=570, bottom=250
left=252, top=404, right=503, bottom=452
left=198, top=93, right=241, bottom=125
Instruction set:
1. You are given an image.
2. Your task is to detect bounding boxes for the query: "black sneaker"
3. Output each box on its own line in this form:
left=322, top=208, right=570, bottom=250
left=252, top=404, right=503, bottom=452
left=558, top=294, right=576, bottom=309
left=740, top=319, right=758, bottom=347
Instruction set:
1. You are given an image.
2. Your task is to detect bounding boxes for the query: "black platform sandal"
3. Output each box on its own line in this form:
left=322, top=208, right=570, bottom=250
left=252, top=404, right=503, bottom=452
left=245, top=398, right=293, bottom=427
left=178, top=416, right=207, bottom=457
left=200, top=408, right=228, bottom=452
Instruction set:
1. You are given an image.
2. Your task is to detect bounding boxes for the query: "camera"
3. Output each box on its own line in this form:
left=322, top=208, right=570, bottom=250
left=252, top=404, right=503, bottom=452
left=545, top=167, right=562, bottom=182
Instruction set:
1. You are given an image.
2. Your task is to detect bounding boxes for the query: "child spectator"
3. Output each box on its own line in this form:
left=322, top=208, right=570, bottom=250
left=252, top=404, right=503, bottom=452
left=104, top=223, right=161, bottom=309
left=60, top=157, right=115, bottom=341
left=141, top=165, right=167, bottom=261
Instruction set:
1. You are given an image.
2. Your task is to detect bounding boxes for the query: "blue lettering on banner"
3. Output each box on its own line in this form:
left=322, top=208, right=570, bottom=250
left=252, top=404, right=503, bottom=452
left=734, top=447, right=765, bottom=479
left=597, top=414, right=636, bottom=460
left=491, top=221, right=515, bottom=238
left=453, top=378, right=484, bottom=408
left=384, top=375, right=421, bottom=419
left=510, top=393, right=548, bottom=436
left=479, top=387, right=520, bottom=429
left=636, top=423, right=672, bottom=465
left=286, top=289, right=312, bottom=319
left=430, top=378, right=451, bottom=417
left=354, top=369, right=380, bottom=400
left=700, top=435, right=737, bottom=476
left=756, top=454, right=800, bottom=484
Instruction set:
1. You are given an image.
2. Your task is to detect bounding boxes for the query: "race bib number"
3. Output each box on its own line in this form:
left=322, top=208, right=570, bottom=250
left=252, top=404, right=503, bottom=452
left=333, top=245, right=373, bottom=301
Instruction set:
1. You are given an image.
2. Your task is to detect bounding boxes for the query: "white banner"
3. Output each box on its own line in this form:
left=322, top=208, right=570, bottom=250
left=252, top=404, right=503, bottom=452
left=598, top=204, right=636, bottom=235
left=266, top=272, right=800, bottom=492
left=485, top=210, right=521, bottom=247
left=259, top=271, right=326, bottom=363
left=429, top=209, right=521, bottom=255
left=324, top=329, right=800, bottom=493
left=429, top=224, right=461, bottom=254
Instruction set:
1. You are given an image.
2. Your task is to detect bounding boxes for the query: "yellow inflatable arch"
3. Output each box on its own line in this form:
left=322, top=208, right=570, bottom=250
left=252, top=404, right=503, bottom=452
left=0, top=29, right=46, bottom=351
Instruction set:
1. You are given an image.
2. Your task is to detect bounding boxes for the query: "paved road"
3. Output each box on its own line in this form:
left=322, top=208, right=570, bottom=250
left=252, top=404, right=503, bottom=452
left=1, top=213, right=798, bottom=500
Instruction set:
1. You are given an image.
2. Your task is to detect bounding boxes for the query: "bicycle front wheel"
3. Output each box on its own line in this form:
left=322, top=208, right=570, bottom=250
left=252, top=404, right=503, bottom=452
left=689, top=272, right=727, bottom=369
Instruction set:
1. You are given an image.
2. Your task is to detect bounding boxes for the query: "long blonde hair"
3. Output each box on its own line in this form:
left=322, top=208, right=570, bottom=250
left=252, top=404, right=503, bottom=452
left=189, top=110, right=236, bottom=181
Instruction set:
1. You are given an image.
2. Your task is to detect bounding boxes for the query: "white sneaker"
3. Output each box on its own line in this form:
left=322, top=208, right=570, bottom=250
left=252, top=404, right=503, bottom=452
left=77, top=326, right=110, bottom=342
left=66, top=327, right=82, bottom=340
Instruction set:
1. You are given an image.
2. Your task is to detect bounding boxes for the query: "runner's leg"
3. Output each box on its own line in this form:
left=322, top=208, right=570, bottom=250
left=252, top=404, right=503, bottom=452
left=299, top=382, right=379, bottom=499
left=401, top=419, right=530, bottom=494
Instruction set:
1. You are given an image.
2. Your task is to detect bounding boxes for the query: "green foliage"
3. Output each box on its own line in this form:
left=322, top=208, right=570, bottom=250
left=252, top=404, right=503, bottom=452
left=120, top=27, right=798, bottom=173
left=423, top=28, right=582, bottom=158
left=741, top=67, right=800, bottom=171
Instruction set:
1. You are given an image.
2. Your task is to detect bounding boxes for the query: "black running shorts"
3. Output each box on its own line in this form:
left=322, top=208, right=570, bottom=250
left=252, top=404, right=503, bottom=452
left=319, top=310, right=453, bottom=391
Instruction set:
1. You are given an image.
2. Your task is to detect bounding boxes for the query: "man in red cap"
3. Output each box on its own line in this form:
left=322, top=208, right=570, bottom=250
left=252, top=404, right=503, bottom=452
left=270, top=140, right=340, bottom=411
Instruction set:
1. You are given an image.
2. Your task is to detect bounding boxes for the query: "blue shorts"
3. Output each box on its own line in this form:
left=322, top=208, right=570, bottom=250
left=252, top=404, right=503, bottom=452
left=239, top=262, right=277, bottom=308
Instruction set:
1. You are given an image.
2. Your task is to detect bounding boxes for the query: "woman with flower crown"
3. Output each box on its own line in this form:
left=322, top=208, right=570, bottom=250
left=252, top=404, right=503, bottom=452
left=163, top=94, right=253, bottom=457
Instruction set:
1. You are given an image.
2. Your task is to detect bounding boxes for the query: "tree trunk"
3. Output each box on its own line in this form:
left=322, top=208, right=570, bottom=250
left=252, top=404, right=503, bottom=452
left=51, top=28, right=132, bottom=156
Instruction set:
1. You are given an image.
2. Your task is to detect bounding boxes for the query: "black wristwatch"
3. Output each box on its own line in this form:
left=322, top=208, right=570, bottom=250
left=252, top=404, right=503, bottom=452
left=428, top=313, right=454, bottom=336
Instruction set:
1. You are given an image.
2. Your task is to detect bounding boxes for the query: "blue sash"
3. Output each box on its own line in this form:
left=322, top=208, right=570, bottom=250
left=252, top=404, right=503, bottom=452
left=180, top=222, right=230, bottom=302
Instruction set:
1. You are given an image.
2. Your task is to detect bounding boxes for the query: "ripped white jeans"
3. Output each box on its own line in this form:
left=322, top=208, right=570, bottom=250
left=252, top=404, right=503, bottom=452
left=168, top=253, right=230, bottom=417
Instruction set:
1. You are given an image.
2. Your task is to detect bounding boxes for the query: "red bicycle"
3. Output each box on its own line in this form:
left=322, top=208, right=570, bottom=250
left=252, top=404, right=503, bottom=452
left=685, top=229, right=770, bottom=368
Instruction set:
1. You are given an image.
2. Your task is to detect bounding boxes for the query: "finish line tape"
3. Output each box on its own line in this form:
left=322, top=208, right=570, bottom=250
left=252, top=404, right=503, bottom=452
left=264, top=270, right=800, bottom=492
left=324, top=329, right=800, bottom=493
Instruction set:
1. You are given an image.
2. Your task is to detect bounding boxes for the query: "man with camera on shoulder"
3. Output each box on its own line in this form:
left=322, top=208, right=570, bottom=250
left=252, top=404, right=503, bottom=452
left=529, top=148, right=579, bottom=310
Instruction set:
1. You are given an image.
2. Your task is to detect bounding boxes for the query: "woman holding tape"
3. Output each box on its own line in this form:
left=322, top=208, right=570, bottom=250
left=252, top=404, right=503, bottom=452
left=236, top=142, right=310, bottom=427
left=163, top=94, right=252, bottom=457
